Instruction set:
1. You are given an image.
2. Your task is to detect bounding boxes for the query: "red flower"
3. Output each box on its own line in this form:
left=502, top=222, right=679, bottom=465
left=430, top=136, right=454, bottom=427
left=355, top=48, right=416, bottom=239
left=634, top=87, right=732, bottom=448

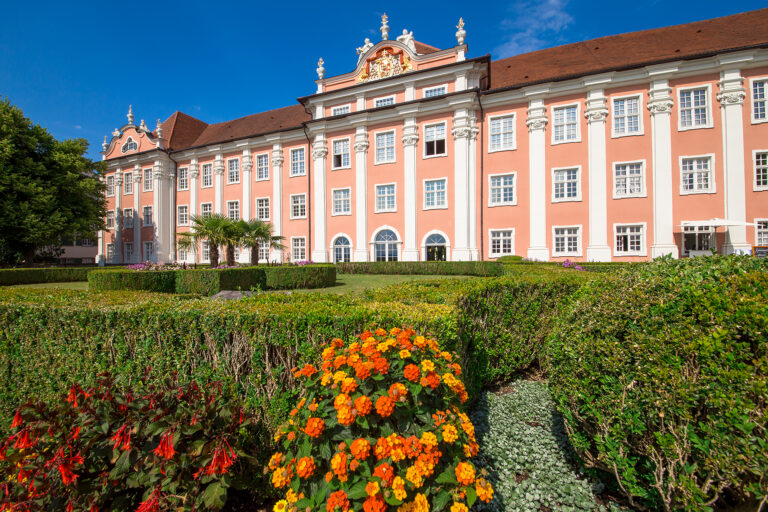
left=10, top=410, right=23, bottom=429
left=12, top=429, right=36, bottom=450
left=202, top=438, right=237, bottom=476
left=152, top=429, right=175, bottom=460
left=71, top=426, right=81, bottom=441
left=47, top=447, right=84, bottom=486
left=135, top=488, right=162, bottom=512
left=110, top=424, right=131, bottom=451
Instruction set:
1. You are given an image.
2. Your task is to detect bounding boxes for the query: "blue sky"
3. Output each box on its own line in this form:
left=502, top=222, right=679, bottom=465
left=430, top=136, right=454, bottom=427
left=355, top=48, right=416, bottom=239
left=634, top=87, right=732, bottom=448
left=1, top=0, right=764, bottom=159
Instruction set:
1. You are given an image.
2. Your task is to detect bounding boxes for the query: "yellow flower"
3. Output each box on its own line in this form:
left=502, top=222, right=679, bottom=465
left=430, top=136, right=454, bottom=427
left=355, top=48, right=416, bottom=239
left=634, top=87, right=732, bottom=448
left=333, top=370, right=348, bottom=383
left=286, top=489, right=299, bottom=504
left=420, top=431, right=437, bottom=448
left=450, top=503, right=468, bottom=512
left=413, top=493, right=430, bottom=512
left=321, top=372, right=333, bottom=386
left=442, top=424, right=458, bottom=444
left=406, top=465, right=423, bottom=488
left=399, top=349, right=411, bottom=359
left=273, top=499, right=288, bottom=512
left=392, top=476, right=407, bottom=500
left=421, top=360, right=435, bottom=372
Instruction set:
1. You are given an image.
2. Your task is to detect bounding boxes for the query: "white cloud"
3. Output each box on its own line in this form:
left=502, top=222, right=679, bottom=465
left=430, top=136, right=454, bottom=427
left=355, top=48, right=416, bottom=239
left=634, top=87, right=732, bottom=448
left=73, top=125, right=82, bottom=130
left=494, top=0, right=574, bottom=58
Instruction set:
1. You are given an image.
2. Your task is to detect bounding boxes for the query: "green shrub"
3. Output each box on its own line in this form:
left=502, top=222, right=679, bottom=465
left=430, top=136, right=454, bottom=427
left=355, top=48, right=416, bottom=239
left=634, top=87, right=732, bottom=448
left=87, top=268, right=177, bottom=292
left=547, top=256, right=768, bottom=511
left=495, top=255, right=523, bottom=263
left=264, top=264, right=335, bottom=289
left=0, top=267, right=92, bottom=285
left=175, top=267, right=268, bottom=296
left=336, top=261, right=503, bottom=276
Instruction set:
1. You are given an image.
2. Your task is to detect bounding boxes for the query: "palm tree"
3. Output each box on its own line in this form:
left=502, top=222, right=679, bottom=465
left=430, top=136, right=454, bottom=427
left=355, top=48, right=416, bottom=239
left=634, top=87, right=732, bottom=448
left=262, top=225, right=286, bottom=264
left=238, top=219, right=271, bottom=265
left=179, top=214, right=230, bottom=268
left=222, top=219, right=244, bottom=267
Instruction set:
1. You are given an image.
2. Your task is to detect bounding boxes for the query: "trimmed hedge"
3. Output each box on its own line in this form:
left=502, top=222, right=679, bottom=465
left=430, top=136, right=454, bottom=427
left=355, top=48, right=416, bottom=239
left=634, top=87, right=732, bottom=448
left=335, top=261, right=503, bottom=276
left=175, top=267, right=268, bottom=295
left=87, top=269, right=177, bottom=292
left=547, top=256, right=768, bottom=511
left=264, top=264, right=335, bottom=289
left=0, top=267, right=92, bottom=285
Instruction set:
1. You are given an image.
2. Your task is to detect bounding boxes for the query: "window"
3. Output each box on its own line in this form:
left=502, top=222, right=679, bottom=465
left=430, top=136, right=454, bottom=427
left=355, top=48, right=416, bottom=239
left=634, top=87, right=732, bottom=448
left=106, top=243, right=115, bottom=263
left=679, top=87, right=710, bottom=129
left=424, top=85, right=446, bottom=98
left=143, top=168, right=153, bottom=191
left=613, top=96, right=641, bottom=136
left=332, top=139, right=351, bottom=169
left=124, top=172, right=133, bottom=194
left=202, top=242, right=210, bottom=262
left=332, top=188, right=351, bottom=215
left=755, top=151, right=768, bottom=190
left=489, top=174, right=516, bottom=206
left=202, top=163, right=213, bottom=188
left=259, top=245, right=270, bottom=262
left=121, top=137, right=138, bottom=153
left=489, top=230, right=514, bottom=257
left=614, top=162, right=645, bottom=198
left=331, top=104, right=351, bottom=116
left=552, top=104, right=579, bottom=143
left=615, top=224, right=645, bottom=256
left=200, top=202, right=213, bottom=219
left=106, top=176, right=115, bottom=197
left=553, top=168, right=580, bottom=201
left=124, top=242, right=133, bottom=262
left=553, top=226, right=581, bottom=256
left=333, top=236, right=351, bottom=263
left=177, top=167, right=189, bottom=190
left=177, top=246, right=187, bottom=262
left=177, top=205, right=189, bottom=226
left=374, top=229, right=398, bottom=261
left=143, top=241, right=154, bottom=261
left=489, top=115, right=515, bottom=151
left=424, top=179, right=447, bottom=209
left=142, top=206, right=153, bottom=226
left=290, top=148, right=305, bottom=176
left=256, top=198, right=270, bottom=221
left=291, top=237, right=306, bottom=261
left=425, top=233, right=447, bottom=261
left=256, top=154, right=269, bottom=181
left=375, top=184, right=396, bottom=212
left=375, top=131, right=396, bottom=164
left=123, top=208, right=134, bottom=228
left=291, top=194, right=306, bottom=219
left=753, top=80, right=767, bottom=122
left=683, top=226, right=714, bottom=255
left=757, top=220, right=768, bottom=246
left=106, top=211, right=115, bottom=229
left=681, top=156, right=714, bottom=194
left=424, top=123, right=446, bottom=157
left=374, top=96, right=395, bottom=108
left=81, top=238, right=94, bottom=247
left=227, top=200, right=240, bottom=220
left=227, top=159, right=240, bottom=184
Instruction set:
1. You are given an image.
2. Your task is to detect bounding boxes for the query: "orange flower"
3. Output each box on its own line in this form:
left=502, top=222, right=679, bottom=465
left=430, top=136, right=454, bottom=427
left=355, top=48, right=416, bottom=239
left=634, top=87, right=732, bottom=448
left=442, top=424, right=458, bottom=444
left=404, top=364, right=421, bottom=382
left=375, top=328, right=387, bottom=336
left=372, top=356, right=389, bottom=375
left=322, top=347, right=336, bottom=361
left=336, top=406, right=356, bottom=426
left=304, top=417, right=325, bottom=438
left=268, top=452, right=283, bottom=470
left=340, top=377, right=358, bottom=394
left=373, top=463, right=394, bottom=487
left=420, top=371, right=440, bottom=389
left=326, top=490, right=350, bottom=512
left=388, top=383, right=408, bottom=401
left=331, top=452, right=349, bottom=482
left=374, top=437, right=391, bottom=460
left=375, top=396, right=395, bottom=418
left=365, top=481, right=380, bottom=497
left=349, top=459, right=360, bottom=471
left=351, top=438, right=371, bottom=460
left=299, top=364, right=317, bottom=378
left=271, top=466, right=292, bottom=488
left=334, top=355, right=347, bottom=369
left=455, top=462, right=475, bottom=486
left=450, top=503, right=469, bottom=512
left=355, top=362, right=373, bottom=380
left=476, top=477, right=494, bottom=503
left=296, top=456, right=316, bottom=479
left=334, top=393, right=351, bottom=409
left=332, top=338, right=344, bottom=348
left=363, top=494, right=386, bottom=512
left=355, top=395, right=372, bottom=416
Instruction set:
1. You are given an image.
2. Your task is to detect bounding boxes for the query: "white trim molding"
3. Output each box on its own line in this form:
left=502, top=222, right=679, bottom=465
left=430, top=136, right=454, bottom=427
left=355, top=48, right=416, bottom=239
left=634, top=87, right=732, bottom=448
left=420, top=229, right=451, bottom=261
left=678, top=153, right=717, bottom=195
left=677, top=83, right=714, bottom=131
left=550, top=102, right=582, bottom=145
left=551, top=224, right=583, bottom=258
left=422, top=177, right=449, bottom=210
left=612, top=159, right=648, bottom=199
left=551, top=165, right=583, bottom=203
left=610, top=93, right=645, bottom=138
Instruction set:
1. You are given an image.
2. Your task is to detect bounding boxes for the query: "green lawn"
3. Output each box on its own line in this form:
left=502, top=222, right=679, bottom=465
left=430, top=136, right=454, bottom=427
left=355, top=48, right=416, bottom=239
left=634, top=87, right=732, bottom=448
left=280, top=273, right=474, bottom=295
left=9, top=281, right=88, bottom=290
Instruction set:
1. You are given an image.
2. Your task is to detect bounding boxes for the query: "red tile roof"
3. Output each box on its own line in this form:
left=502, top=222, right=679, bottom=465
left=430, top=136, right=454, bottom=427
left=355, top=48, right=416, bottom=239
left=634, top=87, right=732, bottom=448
left=489, top=8, right=768, bottom=91
left=157, top=112, right=208, bottom=151
left=189, top=104, right=310, bottom=148
left=414, top=40, right=441, bottom=54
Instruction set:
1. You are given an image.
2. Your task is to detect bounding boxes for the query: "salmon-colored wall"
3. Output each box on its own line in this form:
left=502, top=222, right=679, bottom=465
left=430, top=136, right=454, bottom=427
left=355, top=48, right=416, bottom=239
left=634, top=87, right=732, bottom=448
left=742, top=67, right=768, bottom=247
left=325, top=129, right=357, bottom=256
left=367, top=121, right=405, bottom=259
left=282, top=142, right=310, bottom=261
left=104, top=127, right=156, bottom=160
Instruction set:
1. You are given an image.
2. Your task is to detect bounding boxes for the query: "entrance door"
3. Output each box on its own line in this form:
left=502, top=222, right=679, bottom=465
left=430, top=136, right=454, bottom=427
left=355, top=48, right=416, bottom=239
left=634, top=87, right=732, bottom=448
left=425, top=233, right=447, bottom=261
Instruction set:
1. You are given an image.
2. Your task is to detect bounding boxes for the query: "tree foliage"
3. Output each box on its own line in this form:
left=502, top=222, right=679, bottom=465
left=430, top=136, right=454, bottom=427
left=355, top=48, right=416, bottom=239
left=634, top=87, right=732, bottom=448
left=0, top=98, right=105, bottom=264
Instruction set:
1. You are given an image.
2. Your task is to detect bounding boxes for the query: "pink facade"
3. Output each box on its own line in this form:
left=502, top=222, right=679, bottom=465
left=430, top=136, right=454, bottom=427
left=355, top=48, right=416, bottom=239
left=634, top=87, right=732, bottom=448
left=97, top=11, right=768, bottom=264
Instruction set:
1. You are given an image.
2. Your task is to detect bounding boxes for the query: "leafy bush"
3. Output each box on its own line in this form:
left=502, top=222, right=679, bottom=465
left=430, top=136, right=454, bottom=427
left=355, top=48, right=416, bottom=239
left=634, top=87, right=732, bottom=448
left=494, top=255, right=523, bottom=263
left=0, top=267, right=92, bottom=285
left=0, top=372, right=258, bottom=511
left=269, top=329, right=493, bottom=512
left=264, top=264, right=336, bottom=290
left=336, top=261, right=503, bottom=277
left=88, top=268, right=177, bottom=292
left=175, top=268, right=268, bottom=296
left=547, top=256, right=768, bottom=511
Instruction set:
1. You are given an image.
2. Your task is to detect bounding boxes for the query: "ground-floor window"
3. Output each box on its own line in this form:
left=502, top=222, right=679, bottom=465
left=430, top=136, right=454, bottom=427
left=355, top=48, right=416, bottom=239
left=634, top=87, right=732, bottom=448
left=425, top=233, right=447, bottom=261
left=375, top=230, right=398, bottom=261
left=259, top=245, right=270, bottom=262
left=756, top=220, right=768, bottom=246
left=125, top=242, right=133, bottom=262
left=292, top=237, right=307, bottom=261
left=683, top=225, right=714, bottom=255
left=334, top=236, right=351, bottom=263
left=106, top=243, right=115, bottom=263
left=553, top=226, right=580, bottom=256
left=202, top=242, right=210, bottom=262
left=615, top=224, right=644, bottom=255
left=143, top=241, right=154, bottom=261
left=178, top=246, right=187, bottom=261
left=489, top=230, right=514, bottom=257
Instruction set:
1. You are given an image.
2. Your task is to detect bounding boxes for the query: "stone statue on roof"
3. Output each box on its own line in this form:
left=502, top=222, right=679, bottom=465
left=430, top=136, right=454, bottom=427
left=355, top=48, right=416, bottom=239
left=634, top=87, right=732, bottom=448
left=356, top=38, right=374, bottom=63
left=397, top=29, right=416, bottom=51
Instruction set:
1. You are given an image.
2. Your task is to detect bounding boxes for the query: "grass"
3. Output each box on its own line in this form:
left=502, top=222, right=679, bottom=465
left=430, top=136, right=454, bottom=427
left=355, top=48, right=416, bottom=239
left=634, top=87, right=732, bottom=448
left=8, top=281, right=88, bottom=290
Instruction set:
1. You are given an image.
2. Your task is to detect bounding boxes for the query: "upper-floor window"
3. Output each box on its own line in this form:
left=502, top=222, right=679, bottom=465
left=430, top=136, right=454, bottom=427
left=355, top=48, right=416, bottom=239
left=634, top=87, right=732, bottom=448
left=123, top=208, right=133, bottom=229
left=613, top=96, right=642, bottom=136
left=552, top=104, right=579, bottom=143
left=424, top=123, right=447, bottom=157
left=177, top=167, right=189, bottom=190
left=226, top=200, right=240, bottom=220
left=124, top=172, right=133, bottom=194
left=614, top=161, right=645, bottom=198
left=106, top=176, right=115, bottom=197
left=200, top=202, right=213, bottom=219
left=290, top=148, right=306, bottom=176
left=679, top=87, right=711, bottom=129
left=424, top=178, right=447, bottom=209
left=615, top=224, right=645, bottom=256
left=489, top=173, right=516, bottom=206
left=256, top=197, right=270, bottom=221
left=753, top=79, right=767, bottom=122
left=143, top=168, right=153, bottom=192
left=681, top=156, right=714, bottom=194
left=106, top=211, right=115, bottom=229
left=489, top=115, right=515, bottom=151
left=227, top=159, right=240, bottom=184
left=755, top=151, right=768, bottom=191
left=375, top=131, right=396, bottom=164
left=553, top=167, right=581, bottom=202
left=332, top=139, right=351, bottom=169
left=256, top=154, right=269, bottom=181
left=142, top=206, right=153, bottom=226
left=121, top=137, right=137, bottom=153
left=291, top=194, right=307, bottom=219
left=331, top=104, right=351, bottom=116
left=375, top=183, right=396, bottom=212
left=332, top=188, right=352, bottom=215
left=374, top=96, right=395, bottom=108
left=201, top=163, right=213, bottom=188
left=424, top=85, right=446, bottom=98
left=177, top=205, right=189, bottom=226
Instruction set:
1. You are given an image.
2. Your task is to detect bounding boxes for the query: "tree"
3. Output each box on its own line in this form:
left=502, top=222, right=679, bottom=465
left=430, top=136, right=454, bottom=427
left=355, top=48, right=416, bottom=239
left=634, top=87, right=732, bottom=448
left=237, top=218, right=270, bottom=265
left=0, top=98, right=105, bottom=264
left=222, top=219, right=243, bottom=267
left=178, top=214, right=230, bottom=268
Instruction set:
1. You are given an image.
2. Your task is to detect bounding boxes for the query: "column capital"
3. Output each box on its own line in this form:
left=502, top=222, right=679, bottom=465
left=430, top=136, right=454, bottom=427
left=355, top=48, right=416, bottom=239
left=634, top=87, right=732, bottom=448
left=153, top=161, right=164, bottom=181
left=242, top=153, right=253, bottom=172
left=271, top=149, right=284, bottom=167
left=718, top=71, right=745, bottom=105
left=584, top=95, right=609, bottom=123
left=647, top=85, right=674, bottom=116
left=402, top=125, right=419, bottom=146
left=526, top=104, right=548, bottom=131
left=189, top=161, right=199, bottom=179
left=213, top=158, right=225, bottom=176
left=312, top=141, right=328, bottom=160
left=354, top=132, right=370, bottom=152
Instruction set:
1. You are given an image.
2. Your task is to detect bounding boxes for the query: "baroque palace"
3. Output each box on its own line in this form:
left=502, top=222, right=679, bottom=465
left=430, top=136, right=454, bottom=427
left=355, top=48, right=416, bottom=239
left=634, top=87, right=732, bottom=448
left=99, top=9, right=768, bottom=264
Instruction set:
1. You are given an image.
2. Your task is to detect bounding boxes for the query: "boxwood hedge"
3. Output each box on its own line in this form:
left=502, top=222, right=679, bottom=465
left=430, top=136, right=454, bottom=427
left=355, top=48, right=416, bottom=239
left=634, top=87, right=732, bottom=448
left=264, top=264, right=335, bottom=289
left=336, top=261, right=503, bottom=276
left=0, top=267, right=93, bottom=285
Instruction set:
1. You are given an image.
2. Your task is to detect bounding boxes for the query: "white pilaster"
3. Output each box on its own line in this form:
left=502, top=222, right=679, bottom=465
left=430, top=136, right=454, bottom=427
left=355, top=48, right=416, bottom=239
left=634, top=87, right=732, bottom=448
left=648, top=80, right=679, bottom=258
left=167, top=167, right=176, bottom=263
left=467, top=115, right=479, bottom=260
left=354, top=128, right=370, bottom=262
left=311, top=136, right=328, bottom=262
left=114, top=169, right=123, bottom=262
left=718, top=69, right=750, bottom=254
left=214, top=154, right=224, bottom=215
left=133, top=165, right=141, bottom=263
left=153, top=160, right=163, bottom=264
left=526, top=99, right=550, bottom=261
left=189, top=159, right=199, bottom=219
left=402, top=118, right=420, bottom=261
left=452, top=109, right=474, bottom=261
left=97, top=228, right=104, bottom=266
left=271, top=144, right=284, bottom=263
left=242, top=149, right=252, bottom=221
left=584, top=89, right=612, bottom=261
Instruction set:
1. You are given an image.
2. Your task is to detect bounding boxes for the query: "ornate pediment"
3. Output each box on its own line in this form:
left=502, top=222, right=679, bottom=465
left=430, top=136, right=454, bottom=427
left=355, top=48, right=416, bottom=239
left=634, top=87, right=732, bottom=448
left=357, top=47, right=412, bottom=83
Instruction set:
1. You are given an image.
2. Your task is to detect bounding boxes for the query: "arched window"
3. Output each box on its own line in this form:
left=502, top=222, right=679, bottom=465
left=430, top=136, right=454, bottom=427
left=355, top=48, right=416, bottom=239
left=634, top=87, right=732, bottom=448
left=425, top=233, right=447, bottom=261
left=121, top=137, right=138, bottom=153
left=375, top=229, right=398, bottom=261
left=333, top=236, right=351, bottom=263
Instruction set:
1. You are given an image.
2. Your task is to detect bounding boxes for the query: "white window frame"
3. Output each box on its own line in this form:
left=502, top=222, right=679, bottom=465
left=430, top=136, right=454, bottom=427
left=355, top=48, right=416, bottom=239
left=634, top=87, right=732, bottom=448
left=200, top=202, right=213, bottom=219
left=423, top=122, right=447, bottom=158
left=679, top=154, right=716, bottom=195
left=611, top=94, right=644, bottom=138
left=255, top=197, right=271, bottom=221
left=374, top=95, right=396, bottom=108
left=423, top=85, right=447, bottom=98
left=142, top=206, right=153, bottom=227
left=201, top=241, right=210, bottom=262
left=374, top=183, right=397, bottom=213
left=330, top=234, right=353, bottom=263
left=290, top=148, right=306, bottom=177
left=374, top=129, right=396, bottom=165
left=550, top=103, right=581, bottom=144
left=106, top=243, right=115, bottom=263
left=331, top=104, right=351, bottom=116
left=488, top=113, right=516, bottom=152
left=106, top=175, right=115, bottom=197
left=331, top=137, right=352, bottom=170
left=331, top=187, right=352, bottom=216
left=177, top=205, right=189, bottom=226
left=255, top=153, right=270, bottom=181
left=753, top=149, right=768, bottom=191
left=177, top=167, right=189, bottom=191
left=677, top=84, right=713, bottom=131
left=226, top=158, right=240, bottom=184
left=488, top=172, right=517, bottom=207
left=755, top=218, right=768, bottom=247
left=290, top=193, right=307, bottom=219
left=143, top=241, right=154, bottom=261
left=123, top=172, right=133, bottom=194
left=613, top=223, right=647, bottom=257
left=552, top=225, right=583, bottom=257
left=201, top=163, right=213, bottom=188
left=124, top=242, right=133, bottom=262
left=750, top=77, right=768, bottom=124
left=106, top=210, right=115, bottom=229
left=370, top=225, right=402, bottom=262
left=123, top=208, right=134, bottom=229
left=143, top=168, right=153, bottom=192
left=423, top=178, right=448, bottom=210
left=551, top=166, right=583, bottom=203
left=226, top=200, right=240, bottom=220
left=488, top=229, right=515, bottom=258
left=291, top=236, right=307, bottom=261
left=612, top=160, right=647, bottom=199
